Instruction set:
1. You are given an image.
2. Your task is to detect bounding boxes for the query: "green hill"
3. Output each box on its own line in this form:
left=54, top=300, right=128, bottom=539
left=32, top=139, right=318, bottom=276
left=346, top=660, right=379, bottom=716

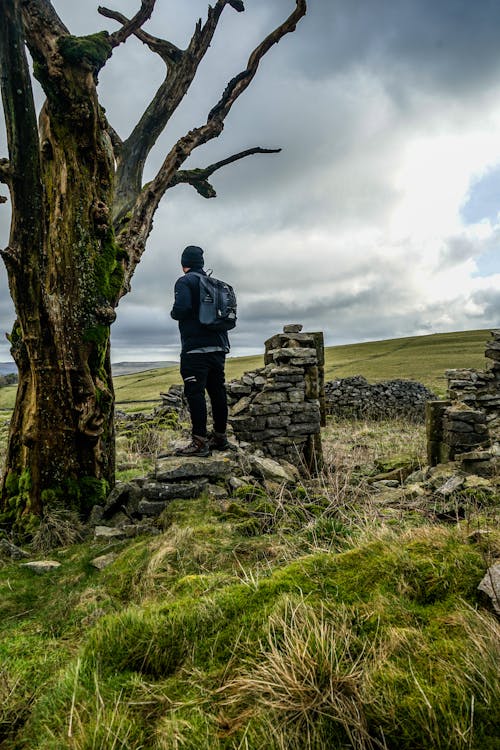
left=112, top=328, right=490, bottom=409
left=0, top=329, right=491, bottom=414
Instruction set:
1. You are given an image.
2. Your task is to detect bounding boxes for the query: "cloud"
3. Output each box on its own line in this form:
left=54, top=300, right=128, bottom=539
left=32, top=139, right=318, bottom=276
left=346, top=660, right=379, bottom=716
left=1, top=0, right=500, bottom=365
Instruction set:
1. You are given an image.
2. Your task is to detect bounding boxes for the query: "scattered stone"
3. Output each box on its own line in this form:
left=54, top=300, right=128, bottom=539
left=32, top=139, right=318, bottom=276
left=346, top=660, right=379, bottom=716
left=90, top=553, right=117, bottom=570
left=248, top=456, right=297, bottom=483
left=477, top=564, right=500, bottom=616
left=21, top=560, right=61, bottom=574
left=206, top=483, right=229, bottom=500
left=103, top=481, right=142, bottom=519
left=435, top=475, right=465, bottom=496
left=0, top=539, right=30, bottom=559
left=94, top=526, right=127, bottom=540
left=137, top=499, right=168, bottom=517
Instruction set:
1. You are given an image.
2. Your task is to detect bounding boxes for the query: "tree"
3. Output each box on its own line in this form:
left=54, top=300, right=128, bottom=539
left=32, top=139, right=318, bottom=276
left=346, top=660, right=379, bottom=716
left=0, top=0, right=307, bottom=534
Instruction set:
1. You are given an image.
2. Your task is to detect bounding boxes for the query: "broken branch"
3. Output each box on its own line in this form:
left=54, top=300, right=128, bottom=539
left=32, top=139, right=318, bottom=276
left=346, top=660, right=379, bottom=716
left=100, top=0, right=157, bottom=49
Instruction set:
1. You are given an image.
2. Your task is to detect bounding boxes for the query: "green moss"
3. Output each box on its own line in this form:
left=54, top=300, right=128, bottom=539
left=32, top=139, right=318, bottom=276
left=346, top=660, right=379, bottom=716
left=5, top=470, right=19, bottom=496
left=57, top=32, right=112, bottom=71
left=83, top=323, right=108, bottom=345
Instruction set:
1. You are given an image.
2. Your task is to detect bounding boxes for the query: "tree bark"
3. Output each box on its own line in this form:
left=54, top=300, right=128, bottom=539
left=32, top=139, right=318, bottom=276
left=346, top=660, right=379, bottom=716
left=0, top=1, right=118, bottom=533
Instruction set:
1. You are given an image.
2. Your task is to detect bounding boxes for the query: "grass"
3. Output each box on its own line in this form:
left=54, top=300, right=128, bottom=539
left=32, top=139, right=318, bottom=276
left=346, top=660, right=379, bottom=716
left=0, top=416, right=498, bottom=749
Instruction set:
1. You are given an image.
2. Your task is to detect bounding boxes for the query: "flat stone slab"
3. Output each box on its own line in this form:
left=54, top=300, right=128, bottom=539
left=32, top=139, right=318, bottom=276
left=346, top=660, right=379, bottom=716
left=155, top=456, right=235, bottom=481
left=142, top=479, right=206, bottom=501
left=21, top=560, right=61, bottom=574
left=138, top=499, right=168, bottom=517
left=94, top=526, right=127, bottom=540
left=248, top=456, right=297, bottom=483
left=90, top=553, right=117, bottom=570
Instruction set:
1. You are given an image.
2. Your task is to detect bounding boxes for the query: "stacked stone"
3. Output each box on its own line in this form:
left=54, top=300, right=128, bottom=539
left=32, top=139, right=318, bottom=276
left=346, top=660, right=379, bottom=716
left=440, top=405, right=489, bottom=461
left=325, top=375, right=435, bottom=422
left=226, top=325, right=324, bottom=469
left=426, top=330, right=500, bottom=475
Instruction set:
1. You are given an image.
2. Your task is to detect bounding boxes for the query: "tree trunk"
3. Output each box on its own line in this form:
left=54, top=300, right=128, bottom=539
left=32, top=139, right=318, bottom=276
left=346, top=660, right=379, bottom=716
left=0, top=16, right=119, bottom=534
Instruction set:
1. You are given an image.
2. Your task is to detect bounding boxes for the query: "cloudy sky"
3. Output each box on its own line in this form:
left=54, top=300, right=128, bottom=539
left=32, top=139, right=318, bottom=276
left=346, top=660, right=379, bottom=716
left=1, top=0, right=500, bottom=363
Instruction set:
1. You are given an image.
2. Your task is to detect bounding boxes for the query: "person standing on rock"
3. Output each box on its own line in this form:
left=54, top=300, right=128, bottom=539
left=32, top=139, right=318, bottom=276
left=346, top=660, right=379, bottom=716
left=170, top=245, right=231, bottom=456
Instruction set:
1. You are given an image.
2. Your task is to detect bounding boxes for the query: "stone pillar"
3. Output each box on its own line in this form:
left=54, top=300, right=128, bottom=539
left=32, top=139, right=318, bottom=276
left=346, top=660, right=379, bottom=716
left=227, top=324, right=324, bottom=473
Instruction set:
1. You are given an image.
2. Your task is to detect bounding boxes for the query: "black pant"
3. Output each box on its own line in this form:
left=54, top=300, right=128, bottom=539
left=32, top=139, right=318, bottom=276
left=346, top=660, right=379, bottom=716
left=180, top=351, right=228, bottom=438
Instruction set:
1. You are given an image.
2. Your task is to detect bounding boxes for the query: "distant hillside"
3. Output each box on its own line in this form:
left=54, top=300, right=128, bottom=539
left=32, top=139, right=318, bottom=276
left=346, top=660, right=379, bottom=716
left=0, top=329, right=492, bottom=413
left=112, top=361, right=177, bottom=377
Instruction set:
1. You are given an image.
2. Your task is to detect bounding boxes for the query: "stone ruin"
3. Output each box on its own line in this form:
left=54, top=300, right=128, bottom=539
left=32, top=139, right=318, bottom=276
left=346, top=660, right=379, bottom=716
left=225, top=324, right=325, bottom=471
left=426, top=330, right=500, bottom=477
left=325, top=376, right=435, bottom=422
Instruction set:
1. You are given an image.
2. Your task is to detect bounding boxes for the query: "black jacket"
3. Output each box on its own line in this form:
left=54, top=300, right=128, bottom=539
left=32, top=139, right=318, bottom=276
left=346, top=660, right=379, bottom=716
left=170, top=269, right=230, bottom=354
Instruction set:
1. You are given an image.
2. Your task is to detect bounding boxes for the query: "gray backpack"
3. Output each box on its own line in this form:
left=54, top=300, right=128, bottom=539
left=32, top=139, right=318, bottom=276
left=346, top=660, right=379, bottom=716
left=193, top=272, right=237, bottom=331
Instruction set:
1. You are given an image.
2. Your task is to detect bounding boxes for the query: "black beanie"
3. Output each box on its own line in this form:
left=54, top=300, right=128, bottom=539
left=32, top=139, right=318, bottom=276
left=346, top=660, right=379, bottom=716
left=181, top=245, right=204, bottom=269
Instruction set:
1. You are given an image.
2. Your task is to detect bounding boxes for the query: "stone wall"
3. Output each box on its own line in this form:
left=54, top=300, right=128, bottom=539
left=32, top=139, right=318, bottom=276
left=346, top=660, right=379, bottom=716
left=226, top=325, right=324, bottom=470
left=426, top=330, right=500, bottom=476
left=325, top=375, right=435, bottom=422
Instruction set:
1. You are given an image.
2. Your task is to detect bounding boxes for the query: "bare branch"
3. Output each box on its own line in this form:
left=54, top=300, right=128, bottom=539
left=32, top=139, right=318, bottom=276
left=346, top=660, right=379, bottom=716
left=98, top=6, right=182, bottom=63
left=172, top=147, right=281, bottom=198
left=107, top=125, right=123, bottom=158
left=115, top=0, right=306, bottom=294
left=209, top=0, right=307, bottom=123
left=99, top=0, right=156, bottom=49
left=112, top=0, right=240, bottom=223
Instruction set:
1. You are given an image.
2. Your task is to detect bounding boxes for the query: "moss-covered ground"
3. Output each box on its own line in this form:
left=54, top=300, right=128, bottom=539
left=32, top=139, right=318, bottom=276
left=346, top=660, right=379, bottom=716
left=0, top=417, right=498, bottom=749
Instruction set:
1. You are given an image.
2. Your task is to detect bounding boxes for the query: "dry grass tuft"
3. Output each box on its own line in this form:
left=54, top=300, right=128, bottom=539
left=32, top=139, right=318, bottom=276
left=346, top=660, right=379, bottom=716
left=220, top=598, right=376, bottom=750
left=31, top=508, right=84, bottom=552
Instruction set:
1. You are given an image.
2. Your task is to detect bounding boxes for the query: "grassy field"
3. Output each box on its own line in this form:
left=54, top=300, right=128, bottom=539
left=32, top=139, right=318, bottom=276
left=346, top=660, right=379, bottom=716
left=0, top=417, right=499, bottom=749
left=0, top=329, right=498, bottom=748
left=0, top=329, right=491, bottom=414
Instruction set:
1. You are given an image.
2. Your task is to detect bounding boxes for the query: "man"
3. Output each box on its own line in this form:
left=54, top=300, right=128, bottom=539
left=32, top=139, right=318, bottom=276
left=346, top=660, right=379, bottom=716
left=170, top=245, right=231, bottom=456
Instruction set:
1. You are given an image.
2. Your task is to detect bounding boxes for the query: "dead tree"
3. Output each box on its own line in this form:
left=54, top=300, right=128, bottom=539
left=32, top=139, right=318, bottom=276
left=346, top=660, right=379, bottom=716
left=0, top=0, right=306, bottom=534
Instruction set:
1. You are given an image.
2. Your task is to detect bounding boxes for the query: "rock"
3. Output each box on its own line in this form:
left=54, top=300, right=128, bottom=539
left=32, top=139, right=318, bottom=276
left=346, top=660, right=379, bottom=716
left=90, top=553, right=117, bottom=570
left=103, top=482, right=142, bottom=519
left=155, top=456, right=234, bottom=481
left=405, top=468, right=430, bottom=484
left=206, top=483, right=229, bottom=500
left=435, top=475, right=465, bottom=496
left=477, top=564, right=500, bottom=615
left=371, top=480, right=401, bottom=489
left=283, top=324, right=303, bottom=333
left=94, top=526, right=127, bottom=540
left=21, top=560, right=61, bottom=574
left=142, top=479, right=207, bottom=501
left=248, top=455, right=297, bottom=483
left=0, top=539, right=30, bottom=559
left=231, top=396, right=252, bottom=416
left=137, top=499, right=168, bottom=517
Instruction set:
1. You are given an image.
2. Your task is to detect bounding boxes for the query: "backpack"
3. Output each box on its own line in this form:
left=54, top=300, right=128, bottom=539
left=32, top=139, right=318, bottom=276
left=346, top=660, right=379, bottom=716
left=193, top=272, right=237, bottom=331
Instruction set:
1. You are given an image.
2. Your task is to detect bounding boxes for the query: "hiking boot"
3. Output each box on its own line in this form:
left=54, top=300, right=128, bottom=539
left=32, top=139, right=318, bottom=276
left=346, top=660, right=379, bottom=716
left=174, top=435, right=211, bottom=457
left=208, top=431, right=232, bottom=451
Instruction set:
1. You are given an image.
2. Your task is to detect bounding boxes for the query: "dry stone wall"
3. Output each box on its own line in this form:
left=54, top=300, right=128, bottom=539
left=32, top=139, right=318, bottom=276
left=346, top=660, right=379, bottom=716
left=226, top=325, right=324, bottom=470
left=426, top=330, right=500, bottom=477
left=325, top=375, right=435, bottom=422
